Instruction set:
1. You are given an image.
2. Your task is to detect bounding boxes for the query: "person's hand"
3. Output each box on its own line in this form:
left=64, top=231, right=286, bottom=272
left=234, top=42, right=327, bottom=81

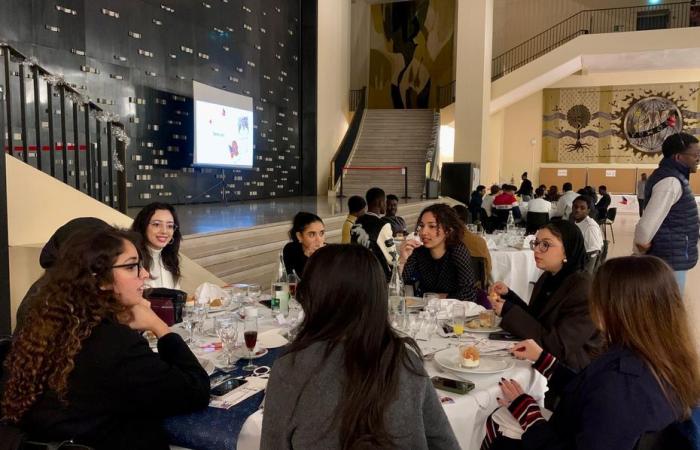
left=497, top=378, right=525, bottom=407
left=124, top=299, right=170, bottom=338
left=510, top=339, right=543, bottom=362
left=399, top=239, right=422, bottom=265
left=635, top=242, right=651, bottom=253
left=491, top=282, right=509, bottom=296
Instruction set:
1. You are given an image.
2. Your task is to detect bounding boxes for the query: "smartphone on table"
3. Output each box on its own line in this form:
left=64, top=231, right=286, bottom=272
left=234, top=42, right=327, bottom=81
left=431, top=376, right=474, bottom=395
left=210, top=377, right=248, bottom=397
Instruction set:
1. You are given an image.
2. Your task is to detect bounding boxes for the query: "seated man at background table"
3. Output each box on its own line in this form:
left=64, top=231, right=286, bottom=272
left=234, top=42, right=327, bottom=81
left=341, top=195, right=366, bottom=244
left=384, top=194, right=407, bottom=236
left=526, top=187, right=553, bottom=217
left=482, top=184, right=501, bottom=218
left=554, top=182, right=578, bottom=220
left=595, top=185, right=611, bottom=221
left=453, top=204, right=492, bottom=285
left=571, top=195, right=604, bottom=253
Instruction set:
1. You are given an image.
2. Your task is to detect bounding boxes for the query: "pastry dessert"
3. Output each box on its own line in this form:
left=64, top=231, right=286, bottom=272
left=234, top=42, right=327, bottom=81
left=209, top=298, right=223, bottom=307
left=461, top=346, right=480, bottom=368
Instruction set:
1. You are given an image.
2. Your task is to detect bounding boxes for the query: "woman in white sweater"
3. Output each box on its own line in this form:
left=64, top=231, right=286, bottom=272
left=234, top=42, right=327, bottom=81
left=131, top=202, right=182, bottom=289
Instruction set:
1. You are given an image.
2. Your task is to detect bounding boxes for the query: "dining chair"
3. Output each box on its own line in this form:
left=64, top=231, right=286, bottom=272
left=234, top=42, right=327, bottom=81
left=600, top=207, right=617, bottom=243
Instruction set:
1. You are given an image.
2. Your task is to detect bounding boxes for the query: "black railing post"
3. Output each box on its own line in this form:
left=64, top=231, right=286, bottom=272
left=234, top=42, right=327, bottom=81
left=339, top=166, right=345, bottom=198
left=106, top=122, right=114, bottom=208
left=84, top=107, right=92, bottom=198
left=59, top=85, right=68, bottom=183
left=3, top=49, right=13, bottom=159
left=402, top=166, right=410, bottom=199
left=47, top=83, right=55, bottom=177
left=0, top=84, right=10, bottom=335
left=33, top=65, right=42, bottom=171
left=18, top=62, right=28, bottom=163
left=96, top=119, right=103, bottom=202
left=72, top=102, right=80, bottom=190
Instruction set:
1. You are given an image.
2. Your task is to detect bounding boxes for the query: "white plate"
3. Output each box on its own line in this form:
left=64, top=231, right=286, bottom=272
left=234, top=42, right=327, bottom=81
left=434, top=348, right=514, bottom=375
left=463, top=325, right=502, bottom=334
left=234, top=347, right=269, bottom=359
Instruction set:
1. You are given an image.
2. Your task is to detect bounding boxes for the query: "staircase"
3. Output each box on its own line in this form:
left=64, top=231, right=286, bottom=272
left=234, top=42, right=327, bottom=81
left=338, top=109, right=437, bottom=199
left=180, top=198, right=459, bottom=289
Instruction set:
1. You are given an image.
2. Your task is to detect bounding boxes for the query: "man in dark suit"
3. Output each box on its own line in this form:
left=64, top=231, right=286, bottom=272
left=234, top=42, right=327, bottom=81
left=595, top=185, right=611, bottom=221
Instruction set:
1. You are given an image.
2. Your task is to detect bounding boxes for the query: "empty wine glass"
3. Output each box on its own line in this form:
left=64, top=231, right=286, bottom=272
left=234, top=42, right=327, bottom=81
left=407, top=312, right=422, bottom=339
left=247, top=284, right=262, bottom=304
left=182, top=304, right=196, bottom=344
left=216, top=318, right=239, bottom=372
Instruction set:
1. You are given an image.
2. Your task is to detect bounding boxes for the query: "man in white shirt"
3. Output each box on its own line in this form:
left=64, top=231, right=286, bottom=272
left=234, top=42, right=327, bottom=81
left=636, top=172, right=647, bottom=217
left=526, top=187, right=553, bottom=217
left=555, top=182, right=579, bottom=220
left=481, top=184, right=501, bottom=217
left=571, top=196, right=603, bottom=253
left=634, top=133, right=700, bottom=291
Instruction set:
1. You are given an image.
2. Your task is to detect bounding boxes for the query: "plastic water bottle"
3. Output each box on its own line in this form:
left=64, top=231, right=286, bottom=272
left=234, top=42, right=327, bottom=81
left=506, top=210, right=515, bottom=232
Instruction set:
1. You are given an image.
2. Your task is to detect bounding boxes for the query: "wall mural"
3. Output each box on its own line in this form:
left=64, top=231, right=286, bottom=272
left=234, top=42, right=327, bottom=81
left=368, top=0, right=454, bottom=109
left=0, top=0, right=306, bottom=207
left=542, top=83, right=700, bottom=164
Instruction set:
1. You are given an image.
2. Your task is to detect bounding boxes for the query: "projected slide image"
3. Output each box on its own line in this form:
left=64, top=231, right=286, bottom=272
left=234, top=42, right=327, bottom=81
left=195, top=100, right=253, bottom=167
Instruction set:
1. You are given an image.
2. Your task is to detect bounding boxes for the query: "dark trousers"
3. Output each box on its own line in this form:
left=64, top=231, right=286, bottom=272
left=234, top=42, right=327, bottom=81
left=488, top=436, right=523, bottom=450
left=638, top=198, right=645, bottom=217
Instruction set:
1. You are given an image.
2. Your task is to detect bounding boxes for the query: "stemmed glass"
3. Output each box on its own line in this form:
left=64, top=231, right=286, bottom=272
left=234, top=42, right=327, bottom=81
left=182, top=304, right=206, bottom=344
left=452, top=304, right=466, bottom=344
left=407, top=312, right=422, bottom=339
left=215, top=317, right=239, bottom=371
left=242, top=316, right=258, bottom=371
left=247, top=284, right=262, bottom=304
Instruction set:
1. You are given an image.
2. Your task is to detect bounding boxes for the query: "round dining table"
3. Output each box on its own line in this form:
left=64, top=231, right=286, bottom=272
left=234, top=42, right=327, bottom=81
left=489, top=245, right=542, bottom=302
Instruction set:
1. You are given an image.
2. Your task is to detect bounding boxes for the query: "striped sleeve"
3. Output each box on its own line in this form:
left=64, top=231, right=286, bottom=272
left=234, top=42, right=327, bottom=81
left=532, top=350, right=557, bottom=380
left=507, top=394, right=546, bottom=432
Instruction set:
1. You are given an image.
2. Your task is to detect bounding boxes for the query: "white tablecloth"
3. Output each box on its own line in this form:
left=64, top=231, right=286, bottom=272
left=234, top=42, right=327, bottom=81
left=236, top=337, right=548, bottom=450
left=490, top=248, right=542, bottom=301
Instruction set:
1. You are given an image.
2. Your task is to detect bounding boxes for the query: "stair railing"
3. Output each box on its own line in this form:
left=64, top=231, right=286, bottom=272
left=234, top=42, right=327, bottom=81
left=329, top=86, right=367, bottom=192
left=0, top=43, right=128, bottom=212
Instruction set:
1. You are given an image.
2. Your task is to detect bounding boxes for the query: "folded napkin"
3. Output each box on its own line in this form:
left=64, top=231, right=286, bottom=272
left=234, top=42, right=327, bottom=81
left=492, top=406, right=553, bottom=439
left=257, top=329, right=289, bottom=349
left=194, top=283, right=227, bottom=305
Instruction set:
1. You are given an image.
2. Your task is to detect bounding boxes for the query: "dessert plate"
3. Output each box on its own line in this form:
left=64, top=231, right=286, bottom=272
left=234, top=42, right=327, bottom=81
left=434, top=348, right=513, bottom=375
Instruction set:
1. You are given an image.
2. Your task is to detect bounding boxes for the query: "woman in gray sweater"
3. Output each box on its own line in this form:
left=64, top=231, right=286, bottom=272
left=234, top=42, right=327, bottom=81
left=261, top=244, right=460, bottom=450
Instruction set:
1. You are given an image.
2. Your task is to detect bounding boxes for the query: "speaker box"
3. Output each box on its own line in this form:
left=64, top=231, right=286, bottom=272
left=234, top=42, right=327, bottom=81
left=425, top=179, right=439, bottom=199
left=440, top=163, right=477, bottom=204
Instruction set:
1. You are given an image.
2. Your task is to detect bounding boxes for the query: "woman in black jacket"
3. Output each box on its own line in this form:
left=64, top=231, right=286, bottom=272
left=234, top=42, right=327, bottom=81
left=483, top=256, right=700, bottom=450
left=1, top=227, right=209, bottom=450
left=489, top=221, right=600, bottom=370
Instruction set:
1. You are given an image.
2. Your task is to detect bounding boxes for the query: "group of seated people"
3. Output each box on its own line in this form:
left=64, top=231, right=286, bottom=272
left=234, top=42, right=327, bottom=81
left=1, top=191, right=698, bottom=450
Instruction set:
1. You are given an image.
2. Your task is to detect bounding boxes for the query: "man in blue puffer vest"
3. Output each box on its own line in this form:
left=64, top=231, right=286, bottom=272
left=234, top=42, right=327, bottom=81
left=635, top=133, right=700, bottom=292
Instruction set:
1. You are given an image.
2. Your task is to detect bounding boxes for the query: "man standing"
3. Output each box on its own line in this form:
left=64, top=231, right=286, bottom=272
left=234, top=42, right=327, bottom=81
left=351, top=187, right=397, bottom=279
left=595, top=185, right=611, bottom=221
left=554, top=182, right=578, bottom=220
left=468, top=185, right=486, bottom=223
left=516, top=172, right=533, bottom=201
left=637, top=172, right=647, bottom=217
left=635, top=133, right=700, bottom=291
left=384, top=194, right=406, bottom=236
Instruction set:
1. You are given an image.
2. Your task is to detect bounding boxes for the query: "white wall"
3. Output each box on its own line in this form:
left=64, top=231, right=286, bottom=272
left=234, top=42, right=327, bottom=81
left=5, top=154, right=223, bottom=330
left=317, top=0, right=352, bottom=194
left=350, top=0, right=371, bottom=90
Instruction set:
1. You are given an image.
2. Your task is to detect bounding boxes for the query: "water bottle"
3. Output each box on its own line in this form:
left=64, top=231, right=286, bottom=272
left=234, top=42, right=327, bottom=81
left=506, top=210, right=515, bottom=232
left=272, top=251, right=289, bottom=316
left=387, top=256, right=406, bottom=329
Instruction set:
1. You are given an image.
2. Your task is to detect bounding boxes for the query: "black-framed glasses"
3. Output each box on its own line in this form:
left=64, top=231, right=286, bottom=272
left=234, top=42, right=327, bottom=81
left=529, top=240, right=559, bottom=253
left=149, top=220, right=178, bottom=231
left=111, top=259, right=144, bottom=272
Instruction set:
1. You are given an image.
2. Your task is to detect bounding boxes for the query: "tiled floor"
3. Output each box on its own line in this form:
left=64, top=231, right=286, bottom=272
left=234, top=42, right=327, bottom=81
left=128, top=196, right=431, bottom=236
left=607, top=212, right=699, bottom=349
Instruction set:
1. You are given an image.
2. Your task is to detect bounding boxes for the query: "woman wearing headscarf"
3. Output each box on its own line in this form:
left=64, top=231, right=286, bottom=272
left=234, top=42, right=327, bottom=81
left=489, top=221, right=600, bottom=370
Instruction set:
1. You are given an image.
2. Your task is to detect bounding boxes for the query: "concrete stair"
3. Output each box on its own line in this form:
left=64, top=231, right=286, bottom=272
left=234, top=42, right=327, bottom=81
left=340, top=109, right=437, bottom=199
left=179, top=198, right=459, bottom=290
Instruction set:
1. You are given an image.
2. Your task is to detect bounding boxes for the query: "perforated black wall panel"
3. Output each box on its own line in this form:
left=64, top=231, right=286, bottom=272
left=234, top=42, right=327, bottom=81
left=0, top=0, right=314, bottom=207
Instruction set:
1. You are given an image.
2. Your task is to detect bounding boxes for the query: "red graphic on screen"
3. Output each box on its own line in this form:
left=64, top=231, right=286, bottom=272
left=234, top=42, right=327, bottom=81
left=229, top=140, right=239, bottom=158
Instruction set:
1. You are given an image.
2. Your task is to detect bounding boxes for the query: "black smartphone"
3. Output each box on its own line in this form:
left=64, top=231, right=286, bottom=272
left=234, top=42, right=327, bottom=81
left=210, top=377, right=248, bottom=397
left=489, top=331, right=520, bottom=341
left=431, top=376, right=474, bottom=395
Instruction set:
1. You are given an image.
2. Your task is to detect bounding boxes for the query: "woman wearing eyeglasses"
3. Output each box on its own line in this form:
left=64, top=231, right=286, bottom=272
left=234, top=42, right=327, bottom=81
left=1, top=228, right=209, bottom=449
left=131, top=202, right=182, bottom=289
left=488, top=221, right=600, bottom=370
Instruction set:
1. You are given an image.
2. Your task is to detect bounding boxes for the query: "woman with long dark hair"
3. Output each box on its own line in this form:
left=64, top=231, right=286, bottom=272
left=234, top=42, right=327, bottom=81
left=489, top=221, right=600, bottom=370
left=483, top=256, right=700, bottom=450
left=131, top=202, right=182, bottom=289
left=1, top=228, right=209, bottom=449
left=282, top=211, right=325, bottom=277
left=261, top=244, right=459, bottom=450
left=400, top=203, right=476, bottom=302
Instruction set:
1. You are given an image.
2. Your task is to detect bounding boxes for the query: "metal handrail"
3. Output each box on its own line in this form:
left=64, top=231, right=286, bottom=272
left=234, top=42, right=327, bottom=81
left=329, top=86, right=367, bottom=191
left=491, top=1, right=692, bottom=81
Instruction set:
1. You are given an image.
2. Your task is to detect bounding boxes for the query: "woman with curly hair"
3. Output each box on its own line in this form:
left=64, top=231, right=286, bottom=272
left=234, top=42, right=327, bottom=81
left=131, top=202, right=182, bottom=289
left=399, top=203, right=476, bottom=302
left=1, top=228, right=209, bottom=449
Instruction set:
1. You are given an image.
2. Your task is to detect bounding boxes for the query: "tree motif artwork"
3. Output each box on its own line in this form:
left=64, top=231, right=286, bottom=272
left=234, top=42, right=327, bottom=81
left=565, top=104, right=592, bottom=152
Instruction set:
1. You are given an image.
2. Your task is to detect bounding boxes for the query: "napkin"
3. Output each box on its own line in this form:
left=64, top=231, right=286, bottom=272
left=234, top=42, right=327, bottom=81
left=492, top=406, right=553, bottom=439
left=257, top=328, right=289, bottom=349
left=485, top=236, right=499, bottom=250
left=194, top=282, right=227, bottom=305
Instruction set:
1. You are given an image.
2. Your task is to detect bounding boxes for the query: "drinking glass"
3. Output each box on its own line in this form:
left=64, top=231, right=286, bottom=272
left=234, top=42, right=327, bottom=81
left=215, top=318, right=239, bottom=371
left=288, top=272, right=299, bottom=301
left=182, top=304, right=206, bottom=344
left=407, top=312, right=422, bottom=339
left=419, top=311, right=437, bottom=341
left=247, top=284, right=262, bottom=304
left=242, top=316, right=258, bottom=371
left=452, top=304, right=466, bottom=344
left=466, top=224, right=477, bottom=234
